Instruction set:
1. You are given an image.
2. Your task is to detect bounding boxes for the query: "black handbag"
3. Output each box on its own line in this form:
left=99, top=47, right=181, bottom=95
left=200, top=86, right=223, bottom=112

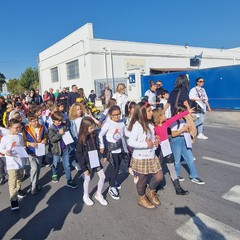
left=190, top=100, right=203, bottom=113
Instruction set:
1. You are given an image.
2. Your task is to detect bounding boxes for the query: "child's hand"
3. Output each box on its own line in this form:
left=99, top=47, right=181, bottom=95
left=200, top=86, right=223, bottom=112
left=187, top=125, right=193, bottom=131
left=41, top=139, right=47, bottom=144
left=59, top=129, right=64, bottom=135
left=100, top=148, right=104, bottom=154
left=182, top=125, right=189, bottom=132
left=189, top=107, right=195, bottom=114
left=84, top=170, right=90, bottom=176
left=5, top=150, right=12, bottom=156
left=146, top=138, right=153, bottom=148
left=103, top=157, right=108, bottom=163
left=153, top=138, right=159, bottom=147
left=29, top=142, right=37, bottom=148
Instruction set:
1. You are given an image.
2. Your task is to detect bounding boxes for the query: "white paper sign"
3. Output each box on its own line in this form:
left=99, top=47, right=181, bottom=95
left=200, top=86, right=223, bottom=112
left=88, top=150, right=100, bottom=169
left=184, top=132, right=192, bottom=149
left=12, top=146, right=29, bottom=158
left=35, top=143, right=46, bottom=157
left=62, top=131, right=74, bottom=145
left=160, top=139, right=172, bottom=157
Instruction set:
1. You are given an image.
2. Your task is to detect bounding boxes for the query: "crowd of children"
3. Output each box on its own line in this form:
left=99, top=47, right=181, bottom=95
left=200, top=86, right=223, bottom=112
left=0, top=83, right=205, bottom=211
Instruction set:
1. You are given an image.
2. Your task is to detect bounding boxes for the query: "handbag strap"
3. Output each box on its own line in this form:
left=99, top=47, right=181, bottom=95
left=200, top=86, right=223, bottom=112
left=195, top=87, right=201, bottom=98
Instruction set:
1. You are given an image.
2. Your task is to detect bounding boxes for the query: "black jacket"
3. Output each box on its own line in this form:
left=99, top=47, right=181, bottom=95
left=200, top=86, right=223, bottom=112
left=75, top=133, right=101, bottom=172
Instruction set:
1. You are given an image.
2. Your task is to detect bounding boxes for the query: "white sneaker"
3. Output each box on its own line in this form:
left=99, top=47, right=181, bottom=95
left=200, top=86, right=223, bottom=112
left=197, top=133, right=208, bottom=140
left=83, top=195, right=94, bottom=206
left=95, top=193, right=108, bottom=206
left=72, top=160, right=81, bottom=171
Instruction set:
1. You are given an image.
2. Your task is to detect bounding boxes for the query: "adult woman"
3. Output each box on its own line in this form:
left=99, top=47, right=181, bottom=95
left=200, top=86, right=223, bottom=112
left=112, top=83, right=128, bottom=116
left=165, top=74, right=191, bottom=115
left=43, top=90, right=50, bottom=103
left=27, top=89, right=37, bottom=104
left=189, top=77, right=211, bottom=140
left=144, top=81, right=157, bottom=109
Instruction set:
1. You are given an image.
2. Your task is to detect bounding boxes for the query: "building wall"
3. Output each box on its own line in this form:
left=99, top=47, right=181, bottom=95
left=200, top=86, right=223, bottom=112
left=38, top=23, right=240, bottom=96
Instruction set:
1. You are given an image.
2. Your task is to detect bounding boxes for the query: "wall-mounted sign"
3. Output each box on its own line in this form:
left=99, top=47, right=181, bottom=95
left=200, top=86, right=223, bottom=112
left=125, top=59, right=145, bottom=72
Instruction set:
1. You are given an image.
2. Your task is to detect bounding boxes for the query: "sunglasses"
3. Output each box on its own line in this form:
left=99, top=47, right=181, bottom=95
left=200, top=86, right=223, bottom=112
left=198, top=80, right=204, bottom=83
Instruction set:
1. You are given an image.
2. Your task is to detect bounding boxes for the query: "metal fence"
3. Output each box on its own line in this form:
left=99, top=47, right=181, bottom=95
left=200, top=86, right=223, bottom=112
left=94, top=78, right=127, bottom=97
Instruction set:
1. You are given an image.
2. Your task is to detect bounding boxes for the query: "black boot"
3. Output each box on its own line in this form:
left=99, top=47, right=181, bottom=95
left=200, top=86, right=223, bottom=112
left=173, top=179, right=189, bottom=195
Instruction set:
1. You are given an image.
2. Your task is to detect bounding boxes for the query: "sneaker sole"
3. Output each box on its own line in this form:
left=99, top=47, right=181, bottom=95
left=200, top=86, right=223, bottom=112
left=67, top=184, right=78, bottom=189
left=11, top=206, right=19, bottom=211
left=108, top=192, right=120, bottom=200
left=191, top=180, right=205, bottom=185
left=95, top=196, right=108, bottom=206
left=178, top=179, right=185, bottom=182
left=17, top=195, right=26, bottom=199
left=83, top=201, right=94, bottom=206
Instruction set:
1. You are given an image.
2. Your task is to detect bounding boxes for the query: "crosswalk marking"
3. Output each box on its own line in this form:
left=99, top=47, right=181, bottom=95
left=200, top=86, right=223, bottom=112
left=176, top=213, right=240, bottom=240
left=222, top=185, right=240, bottom=204
left=202, top=156, right=240, bottom=168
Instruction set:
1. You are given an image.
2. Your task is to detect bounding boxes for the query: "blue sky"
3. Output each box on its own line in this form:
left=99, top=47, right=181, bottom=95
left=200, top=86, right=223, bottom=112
left=0, top=0, right=239, bottom=79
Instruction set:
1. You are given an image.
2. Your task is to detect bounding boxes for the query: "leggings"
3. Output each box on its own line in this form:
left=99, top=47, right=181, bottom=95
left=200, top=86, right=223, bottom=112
left=108, top=153, right=121, bottom=187
left=83, top=169, right=106, bottom=195
left=136, top=170, right=163, bottom=196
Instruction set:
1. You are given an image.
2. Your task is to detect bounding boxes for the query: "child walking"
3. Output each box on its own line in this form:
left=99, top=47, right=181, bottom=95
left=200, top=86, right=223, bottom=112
left=0, top=119, right=26, bottom=210
left=124, top=101, right=138, bottom=183
left=128, top=102, right=163, bottom=209
left=99, top=105, right=127, bottom=200
left=75, top=117, right=108, bottom=206
left=170, top=105, right=205, bottom=185
left=48, top=111, right=78, bottom=188
left=23, top=112, right=47, bottom=195
left=152, top=108, right=193, bottom=195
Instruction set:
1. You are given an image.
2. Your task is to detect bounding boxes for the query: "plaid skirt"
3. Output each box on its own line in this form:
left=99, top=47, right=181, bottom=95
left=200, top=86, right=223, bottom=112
left=131, top=156, right=161, bottom=174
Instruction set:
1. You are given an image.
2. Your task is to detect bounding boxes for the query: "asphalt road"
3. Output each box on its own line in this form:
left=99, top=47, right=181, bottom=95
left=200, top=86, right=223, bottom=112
left=0, top=121, right=240, bottom=240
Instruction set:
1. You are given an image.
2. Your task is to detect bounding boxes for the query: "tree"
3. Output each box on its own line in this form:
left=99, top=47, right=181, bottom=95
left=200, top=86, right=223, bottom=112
left=6, top=78, right=25, bottom=95
left=19, top=67, right=39, bottom=90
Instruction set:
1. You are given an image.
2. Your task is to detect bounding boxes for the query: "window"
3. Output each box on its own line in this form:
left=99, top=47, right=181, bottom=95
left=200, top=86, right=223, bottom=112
left=66, top=60, right=79, bottom=80
left=51, top=67, right=59, bottom=82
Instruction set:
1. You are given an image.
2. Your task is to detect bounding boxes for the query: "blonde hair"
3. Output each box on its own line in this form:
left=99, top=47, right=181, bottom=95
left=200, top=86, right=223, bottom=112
left=68, top=103, right=84, bottom=120
left=116, top=83, right=126, bottom=94
left=152, top=109, right=165, bottom=125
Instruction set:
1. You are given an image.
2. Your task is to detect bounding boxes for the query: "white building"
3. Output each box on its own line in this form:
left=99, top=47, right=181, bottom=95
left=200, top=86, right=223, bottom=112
left=38, top=23, right=240, bottom=100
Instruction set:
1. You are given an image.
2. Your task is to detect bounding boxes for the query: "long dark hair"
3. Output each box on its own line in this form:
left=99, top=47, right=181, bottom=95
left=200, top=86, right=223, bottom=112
left=78, top=117, right=95, bottom=144
left=128, top=102, right=151, bottom=133
left=174, top=74, right=189, bottom=91
left=125, top=101, right=136, bottom=117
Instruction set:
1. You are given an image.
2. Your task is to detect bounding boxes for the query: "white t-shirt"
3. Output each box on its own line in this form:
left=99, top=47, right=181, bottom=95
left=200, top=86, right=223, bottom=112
left=189, top=87, right=208, bottom=112
left=112, top=92, right=128, bottom=116
left=144, top=90, right=156, bottom=109
left=170, top=119, right=185, bottom=136
left=99, top=119, right=126, bottom=153
left=160, top=99, right=171, bottom=119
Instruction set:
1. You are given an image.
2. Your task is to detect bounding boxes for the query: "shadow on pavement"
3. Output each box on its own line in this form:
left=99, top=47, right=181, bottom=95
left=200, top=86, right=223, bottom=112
left=0, top=185, right=51, bottom=239
left=11, top=179, right=84, bottom=240
left=175, top=206, right=225, bottom=240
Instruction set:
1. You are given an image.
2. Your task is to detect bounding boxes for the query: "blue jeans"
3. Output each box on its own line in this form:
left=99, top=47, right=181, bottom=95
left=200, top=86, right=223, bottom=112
left=171, top=136, right=198, bottom=179
left=194, top=112, right=205, bottom=134
left=52, top=149, right=72, bottom=182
